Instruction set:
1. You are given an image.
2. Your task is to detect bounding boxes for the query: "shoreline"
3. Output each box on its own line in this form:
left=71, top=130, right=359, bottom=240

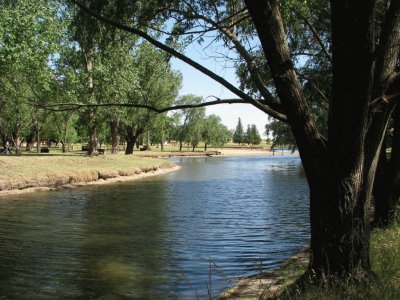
left=0, top=149, right=298, bottom=197
left=218, top=247, right=310, bottom=299
left=133, top=148, right=298, bottom=158
left=0, top=164, right=181, bottom=197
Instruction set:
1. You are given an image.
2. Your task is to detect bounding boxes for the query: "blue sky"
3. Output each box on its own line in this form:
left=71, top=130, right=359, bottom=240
left=170, top=42, right=269, bottom=138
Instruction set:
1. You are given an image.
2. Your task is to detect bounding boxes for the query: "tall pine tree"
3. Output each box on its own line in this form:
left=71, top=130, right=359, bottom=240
left=233, top=118, right=245, bottom=145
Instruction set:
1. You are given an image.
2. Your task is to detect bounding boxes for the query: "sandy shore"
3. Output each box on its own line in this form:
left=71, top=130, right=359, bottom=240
left=133, top=148, right=298, bottom=158
left=0, top=164, right=181, bottom=197
left=219, top=149, right=272, bottom=156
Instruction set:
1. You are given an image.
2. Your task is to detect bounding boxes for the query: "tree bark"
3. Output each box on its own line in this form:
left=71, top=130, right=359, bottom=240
left=84, top=47, right=98, bottom=156
left=244, top=0, right=383, bottom=281
left=124, top=125, right=144, bottom=155
left=371, top=0, right=400, bottom=225
left=13, top=117, right=21, bottom=155
left=26, top=130, right=35, bottom=152
left=109, top=118, right=120, bottom=154
left=160, top=131, right=165, bottom=152
left=374, top=107, right=400, bottom=226
left=87, top=109, right=98, bottom=155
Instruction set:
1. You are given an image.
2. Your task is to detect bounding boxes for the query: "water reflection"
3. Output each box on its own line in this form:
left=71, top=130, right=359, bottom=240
left=0, top=155, right=309, bottom=298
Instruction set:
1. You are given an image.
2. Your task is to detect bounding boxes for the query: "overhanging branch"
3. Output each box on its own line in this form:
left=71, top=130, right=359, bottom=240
left=38, top=97, right=289, bottom=121
left=300, top=15, right=332, bottom=64
left=68, top=0, right=287, bottom=121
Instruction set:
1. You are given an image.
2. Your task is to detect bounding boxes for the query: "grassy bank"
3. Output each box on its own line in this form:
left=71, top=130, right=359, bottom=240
left=288, top=219, right=400, bottom=300
left=0, top=154, right=175, bottom=194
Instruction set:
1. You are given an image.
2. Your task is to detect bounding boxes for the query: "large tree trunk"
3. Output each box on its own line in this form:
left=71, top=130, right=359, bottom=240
left=160, top=131, right=165, bottom=152
left=125, top=140, right=135, bottom=155
left=13, top=119, right=21, bottom=154
left=125, top=126, right=144, bottom=155
left=84, top=47, right=98, bottom=156
left=109, top=118, right=120, bottom=154
left=87, top=109, right=98, bottom=155
left=308, top=176, right=373, bottom=279
left=244, top=0, right=386, bottom=282
left=374, top=108, right=400, bottom=226
left=25, top=130, right=35, bottom=152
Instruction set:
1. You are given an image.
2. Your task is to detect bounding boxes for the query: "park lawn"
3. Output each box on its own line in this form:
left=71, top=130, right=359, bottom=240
left=0, top=153, right=175, bottom=193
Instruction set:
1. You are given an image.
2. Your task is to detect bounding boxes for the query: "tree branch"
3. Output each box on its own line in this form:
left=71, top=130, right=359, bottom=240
left=68, top=0, right=287, bottom=121
left=38, top=97, right=289, bottom=121
left=299, top=15, right=332, bottom=64
left=373, top=0, right=400, bottom=94
left=173, top=8, right=281, bottom=112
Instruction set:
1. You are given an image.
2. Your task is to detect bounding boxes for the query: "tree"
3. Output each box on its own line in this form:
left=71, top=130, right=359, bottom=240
left=119, top=42, right=181, bottom=154
left=185, top=115, right=204, bottom=151
left=245, top=124, right=262, bottom=145
left=172, top=95, right=205, bottom=151
left=265, top=120, right=296, bottom=151
left=202, top=114, right=231, bottom=151
left=0, top=0, right=63, bottom=153
left=373, top=106, right=400, bottom=226
left=232, top=118, right=245, bottom=145
left=65, top=0, right=400, bottom=283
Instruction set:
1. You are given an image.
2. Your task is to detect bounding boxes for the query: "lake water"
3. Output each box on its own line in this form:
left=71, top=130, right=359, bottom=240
left=0, top=155, right=309, bottom=299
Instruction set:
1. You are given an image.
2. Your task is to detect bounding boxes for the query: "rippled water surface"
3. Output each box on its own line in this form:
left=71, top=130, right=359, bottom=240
left=0, top=155, right=309, bottom=298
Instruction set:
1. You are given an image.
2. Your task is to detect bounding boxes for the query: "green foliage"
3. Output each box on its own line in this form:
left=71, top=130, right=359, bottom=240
left=0, top=0, right=65, bottom=150
left=233, top=118, right=245, bottom=144
left=265, top=120, right=297, bottom=150
left=118, top=42, right=182, bottom=143
left=202, top=114, right=231, bottom=148
left=172, top=94, right=204, bottom=148
left=245, top=124, right=262, bottom=145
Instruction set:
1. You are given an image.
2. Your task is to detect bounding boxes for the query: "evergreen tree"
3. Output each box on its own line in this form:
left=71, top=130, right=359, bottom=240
left=245, top=124, right=251, bottom=144
left=232, top=118, right=245, bottom=145
left=250, top=125, right=262, bottom=145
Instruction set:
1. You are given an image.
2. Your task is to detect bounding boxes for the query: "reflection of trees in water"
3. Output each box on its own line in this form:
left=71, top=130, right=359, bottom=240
left=79, top=182, right=174, bottom=298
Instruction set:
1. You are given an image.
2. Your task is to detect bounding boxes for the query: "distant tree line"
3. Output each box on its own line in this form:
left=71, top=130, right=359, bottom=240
left=0, top=0, right=231, bottom=154
left=232, top=118, right=262, bottom=145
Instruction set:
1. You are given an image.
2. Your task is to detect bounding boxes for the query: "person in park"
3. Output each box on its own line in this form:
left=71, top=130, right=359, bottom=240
left=3, top=141, right=11, bottom=154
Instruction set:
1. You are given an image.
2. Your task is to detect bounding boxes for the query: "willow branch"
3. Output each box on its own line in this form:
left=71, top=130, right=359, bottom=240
left=38, top=97, right=288, bottom=121
left=300, top=16, right=332, bottom=64
left=168, top=7, right=281, bottom=112
left=68, top=0, right=286, bottom=121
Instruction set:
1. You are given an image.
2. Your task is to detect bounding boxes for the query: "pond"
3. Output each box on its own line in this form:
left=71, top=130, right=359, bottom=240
left=0, top=155, right=309, bottom=299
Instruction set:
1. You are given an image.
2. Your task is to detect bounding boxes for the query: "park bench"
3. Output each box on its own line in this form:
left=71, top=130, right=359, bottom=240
left=40, top=147, right=49, bottom=153
left=206, top=151, right=222, bottom=156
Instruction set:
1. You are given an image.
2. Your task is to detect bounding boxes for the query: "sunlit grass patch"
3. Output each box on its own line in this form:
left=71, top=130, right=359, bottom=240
left=0, top=154, right=174, bottom=192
